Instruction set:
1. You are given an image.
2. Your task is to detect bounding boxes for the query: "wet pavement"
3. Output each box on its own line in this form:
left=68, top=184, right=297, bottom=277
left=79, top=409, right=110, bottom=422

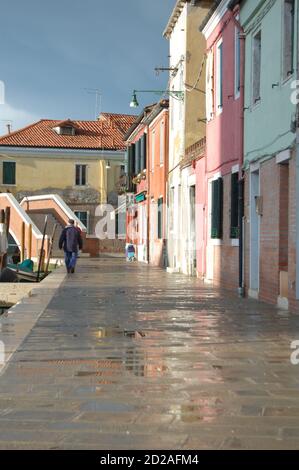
left=1, top=257, right=299, bottom=449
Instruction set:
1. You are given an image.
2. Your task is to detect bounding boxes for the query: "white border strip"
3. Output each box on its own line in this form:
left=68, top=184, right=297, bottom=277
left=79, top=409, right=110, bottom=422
left=0, top=193, right=43, bottom=238
left=20, top=194, right=87, bottom=232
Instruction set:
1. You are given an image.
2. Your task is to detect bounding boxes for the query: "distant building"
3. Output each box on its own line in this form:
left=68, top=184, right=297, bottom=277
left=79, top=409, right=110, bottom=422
left=0, top=113, right=136, bottom=235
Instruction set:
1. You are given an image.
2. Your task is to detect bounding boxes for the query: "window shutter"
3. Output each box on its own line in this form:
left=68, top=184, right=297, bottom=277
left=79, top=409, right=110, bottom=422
left=211, top=178, right=223, bottom=239
left=230, top=173, right=239, bottom=238
left=140, top=134, right=147, bottom=171
left=81, top=165, right=86, bottom=186
left=135, top=140, right=141, bottom=175
left=3, top=162, right=16, bottom=185
left=131, top=143, right=136, bottom=175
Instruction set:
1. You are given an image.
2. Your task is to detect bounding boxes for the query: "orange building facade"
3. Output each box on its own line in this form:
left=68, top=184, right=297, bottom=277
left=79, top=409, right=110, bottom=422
left=125, top=101, right=169, bottom=267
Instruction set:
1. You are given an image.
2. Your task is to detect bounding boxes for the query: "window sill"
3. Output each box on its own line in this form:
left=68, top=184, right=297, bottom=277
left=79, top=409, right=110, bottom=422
left=0, top=183, right=16, bottom=187
left=251, top=99, right=261, bottom=111
left=210, top=239, right=223, bottom=246
left=231, top=238, right=239, bottom=247
left=281, top=73, right=294, bottom=87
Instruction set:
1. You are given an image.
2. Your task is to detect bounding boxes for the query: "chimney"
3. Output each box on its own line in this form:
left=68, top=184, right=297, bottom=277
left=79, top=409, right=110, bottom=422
left=6, top=123, right=11, bottom=134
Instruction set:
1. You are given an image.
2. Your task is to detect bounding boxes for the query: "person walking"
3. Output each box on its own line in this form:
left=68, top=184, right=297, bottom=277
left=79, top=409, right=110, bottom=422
left=59, top=219, right=83, bottom=273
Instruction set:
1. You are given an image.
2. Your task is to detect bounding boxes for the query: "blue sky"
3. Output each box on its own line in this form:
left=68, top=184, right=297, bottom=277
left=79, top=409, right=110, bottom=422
left=0, top=0, right=175, bottom=135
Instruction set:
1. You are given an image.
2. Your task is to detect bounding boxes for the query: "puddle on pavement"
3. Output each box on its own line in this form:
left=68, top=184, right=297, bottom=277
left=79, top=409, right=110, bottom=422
left=96, top=328, right=145, bottom=339
left=80, top=401, right=135, bottom=412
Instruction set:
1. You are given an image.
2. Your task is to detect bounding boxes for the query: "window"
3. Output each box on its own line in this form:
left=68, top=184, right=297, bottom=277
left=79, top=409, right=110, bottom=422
left=60, top=126, right=75, bottom=135
left=230, top=172, right=239, bottom=239
left=157, top=197, right=163, bottom=239
left=2, top=161, right=16, bottom=185
left=151, top=131, right=155, bottom=171
left=211, top=177, right=223, bottom=239
left=252, top=30, right=262, bottom=104
left=160, top=121, right=165, bottom=165
left=216, top=41, right=223, bottom=112
left=74, top=211, right=89, bottom=232
left=283, top=0, right=295, bottom=80
left=75, top=164, right=87, bottom=186
left=235, top=27, right=241, bottom=98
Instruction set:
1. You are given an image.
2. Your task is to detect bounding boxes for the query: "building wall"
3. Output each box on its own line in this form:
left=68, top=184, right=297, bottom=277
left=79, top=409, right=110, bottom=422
left=241, top=0, right=297, bottom=168
left=0, top=154, right=106, bottom=201
left=198, top=3, right=244, bottom=290
left=0, top=151, right=125, bottom=238
left=184, top=1, right=210, bottom=150
left=148, top=109, right=169, bottom=267
left=244, top=150, right=299, bottom=313
left=240, top=0, right=298, bottom=311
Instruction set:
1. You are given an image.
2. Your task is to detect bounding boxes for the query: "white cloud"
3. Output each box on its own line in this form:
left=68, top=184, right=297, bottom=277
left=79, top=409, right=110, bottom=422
left=0, top=102, right=39, bottom=136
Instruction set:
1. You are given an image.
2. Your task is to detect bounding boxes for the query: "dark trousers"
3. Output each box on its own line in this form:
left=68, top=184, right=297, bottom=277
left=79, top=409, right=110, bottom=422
left=64, top=251, right=78, bottom=271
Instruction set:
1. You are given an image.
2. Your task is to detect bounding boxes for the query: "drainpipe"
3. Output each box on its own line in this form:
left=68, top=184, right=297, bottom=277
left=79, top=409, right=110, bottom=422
left=238, top=178, right=245, bottom=296
left=146, top=125, right=150, bottom=264
left=230, top=3, right=246, bottom=297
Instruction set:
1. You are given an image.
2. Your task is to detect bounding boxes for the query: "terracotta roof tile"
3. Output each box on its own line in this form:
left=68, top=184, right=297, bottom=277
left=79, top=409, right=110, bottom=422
left=0, top=113, right=137, bottom=150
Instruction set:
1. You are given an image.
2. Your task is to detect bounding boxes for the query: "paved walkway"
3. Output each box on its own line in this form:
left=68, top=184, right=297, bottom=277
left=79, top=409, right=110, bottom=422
left=1, top=257, right=299, bottom=449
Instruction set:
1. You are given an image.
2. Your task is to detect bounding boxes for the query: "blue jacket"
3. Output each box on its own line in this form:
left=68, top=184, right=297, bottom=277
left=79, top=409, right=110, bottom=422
left=59, top=226, right=83, bottom=253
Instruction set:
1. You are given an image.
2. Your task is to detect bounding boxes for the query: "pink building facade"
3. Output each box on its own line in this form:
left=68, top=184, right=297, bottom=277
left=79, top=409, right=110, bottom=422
left=196, top=1, right=244, bottom=291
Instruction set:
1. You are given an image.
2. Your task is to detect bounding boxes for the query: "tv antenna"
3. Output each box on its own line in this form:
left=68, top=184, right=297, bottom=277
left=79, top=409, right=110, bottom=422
left=84, top=88, right=102, bottom=120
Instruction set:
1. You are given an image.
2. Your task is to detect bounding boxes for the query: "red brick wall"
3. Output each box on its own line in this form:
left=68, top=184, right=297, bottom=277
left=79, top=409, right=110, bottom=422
left=244, top=151, right=299, bottom=313
left=259, top=159, right=280, bottom=305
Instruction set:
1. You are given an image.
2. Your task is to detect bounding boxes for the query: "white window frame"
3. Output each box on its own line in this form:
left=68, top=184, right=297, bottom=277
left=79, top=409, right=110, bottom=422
left=216, top=38, right=224, bottom=115
left=75, top=163, right=88, bottom=187
left=282, top=0, right=295, bottom=84
left=252, top=28, right=262, bottom=107
left=208, top=172, right=223, bottom=246
left=234, top=20, right=241, bottom=100
left=74, top=210, right=89, bottom=232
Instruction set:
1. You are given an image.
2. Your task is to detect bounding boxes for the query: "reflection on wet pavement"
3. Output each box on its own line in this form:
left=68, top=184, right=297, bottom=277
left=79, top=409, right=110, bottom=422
left=0, top=258, right=299, bottom=449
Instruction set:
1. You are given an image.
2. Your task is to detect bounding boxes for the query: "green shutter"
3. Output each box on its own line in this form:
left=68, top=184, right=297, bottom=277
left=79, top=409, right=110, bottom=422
left=3, top=162, right=16, bottom=185
left=230, top=173, right=239, bottom=238
left=211, top=178, right=223, bottom=239
left=140, top=134, right=147, bottom=171
left=135, top=140, right=141, bottom=175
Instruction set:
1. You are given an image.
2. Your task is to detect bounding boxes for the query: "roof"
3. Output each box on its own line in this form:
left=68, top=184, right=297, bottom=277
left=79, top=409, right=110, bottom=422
left=0, top=113, right=137, bottom=151
left=143, top=100, right=169, bottom=126
left=123, top=104, right=157, bottom=142
left=163, top=0, right=200, bottom=39
left=199, top=0, right=223, bottom=32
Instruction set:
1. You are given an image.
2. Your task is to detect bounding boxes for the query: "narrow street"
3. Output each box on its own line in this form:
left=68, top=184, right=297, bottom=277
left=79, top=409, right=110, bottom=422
left=1, top=257, right=299, bottom=449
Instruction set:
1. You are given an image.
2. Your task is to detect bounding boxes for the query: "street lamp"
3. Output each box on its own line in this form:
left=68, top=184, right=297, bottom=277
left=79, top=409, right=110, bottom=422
left=129, top=89, right=184, bottom=108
